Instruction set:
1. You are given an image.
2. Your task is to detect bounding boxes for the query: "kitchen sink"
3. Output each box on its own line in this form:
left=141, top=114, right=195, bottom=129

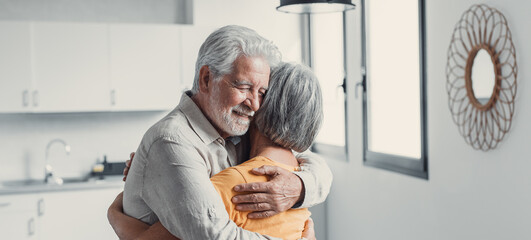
left=1, top=177, right=90, bottom=188
left=1, top=179, right=47, bottom=187
left=0, top=176, right=123, bottom=195
left=62, top=177, right=91, bottom=184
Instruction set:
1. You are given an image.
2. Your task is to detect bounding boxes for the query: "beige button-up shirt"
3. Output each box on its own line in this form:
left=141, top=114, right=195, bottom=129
left=123, top=92, right=332, bottom=239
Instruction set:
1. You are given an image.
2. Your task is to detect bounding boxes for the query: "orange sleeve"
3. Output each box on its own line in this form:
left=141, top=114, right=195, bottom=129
left=210, top=167, right=246, bottom=222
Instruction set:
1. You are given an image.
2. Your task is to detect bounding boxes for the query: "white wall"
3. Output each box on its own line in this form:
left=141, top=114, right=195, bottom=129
left=0, top=112, right=167, bottom=181
left=328, top=0, right=531, bottom=239
left=193, top=0, right=303, bottom=63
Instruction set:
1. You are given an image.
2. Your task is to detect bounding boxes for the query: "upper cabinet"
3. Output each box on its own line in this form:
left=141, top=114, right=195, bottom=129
left=0, top=22, right=32, bottom=113
left=0, top=21, right=205, bottom=113
left=32, top=22, right=110, bottom=112
left=109, top=24, right=181, bottom=111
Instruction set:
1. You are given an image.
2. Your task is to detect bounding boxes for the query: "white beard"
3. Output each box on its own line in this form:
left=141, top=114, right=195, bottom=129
left=213, top=103, right=255, bottom=136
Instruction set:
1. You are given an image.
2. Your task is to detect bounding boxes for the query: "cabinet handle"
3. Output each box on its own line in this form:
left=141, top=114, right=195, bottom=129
left=0, top=202, right=11, bottom=208
left=27, top=217, right=35, bottom=236
left=32, top=90, right=39, bottom=107
left=37, top=198, right=45, bottom=216
left=110, top=89, right=116, bottom=106
left=22, top=90, right=29, bottom=107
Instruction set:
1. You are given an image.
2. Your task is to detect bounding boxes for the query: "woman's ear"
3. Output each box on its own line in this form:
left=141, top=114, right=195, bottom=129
left=198, top=65, right=211, bottom=93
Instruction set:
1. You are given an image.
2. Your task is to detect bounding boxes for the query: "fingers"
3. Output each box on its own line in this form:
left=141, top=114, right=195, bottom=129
left=246, top=210, right=279, bottom=219
left=234, top=202, right=272, bottom=212
left=305, top=217, right=314, bottom=230
left=302, top=217, right=316, bottom=240
left=123, top=160, right=130, bottom=182
left=233, top=182, right=271, bottom=192
left=251, top=165, right=284, bottom=176
left=123, top=152, right=135, bottom=182
left=232, top=193, right=270, bottom=204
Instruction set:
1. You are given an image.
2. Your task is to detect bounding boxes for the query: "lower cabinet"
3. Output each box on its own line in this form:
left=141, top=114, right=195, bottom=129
left=38, top=188, right=123, bottom=240
left=0, top=193, right=40, bottom=239
left=0, top=187, right=123, bottom=240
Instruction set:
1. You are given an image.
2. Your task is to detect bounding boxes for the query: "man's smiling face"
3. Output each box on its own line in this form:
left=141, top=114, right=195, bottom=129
left=206, top=55, right=270, bottom=138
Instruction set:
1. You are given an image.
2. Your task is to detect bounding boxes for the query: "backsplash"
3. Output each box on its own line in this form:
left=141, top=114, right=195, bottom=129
left=0, top=110, right=169, bottom=182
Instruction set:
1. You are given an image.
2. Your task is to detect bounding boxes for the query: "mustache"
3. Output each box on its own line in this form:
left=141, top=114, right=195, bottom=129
left=232, top=104, right=255, bottom=117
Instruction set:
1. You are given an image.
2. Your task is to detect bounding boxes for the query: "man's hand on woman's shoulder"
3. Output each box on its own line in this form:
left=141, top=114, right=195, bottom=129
left=231, top=165, right=304, bottom=219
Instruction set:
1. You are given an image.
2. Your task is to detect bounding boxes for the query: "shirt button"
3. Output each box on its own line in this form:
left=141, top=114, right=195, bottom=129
left=208, top=208, right=217, bottom=218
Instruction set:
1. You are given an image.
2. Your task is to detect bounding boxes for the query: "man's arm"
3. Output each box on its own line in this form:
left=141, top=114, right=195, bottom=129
left=232, top=150, right=332, bottom=216
left=140, top=138, right=280, bottom=239
left=292, top=150, right=333, bottom=208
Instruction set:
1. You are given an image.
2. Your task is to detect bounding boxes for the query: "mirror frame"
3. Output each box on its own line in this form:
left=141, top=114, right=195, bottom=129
left=446, top=4, right=518, bottom=151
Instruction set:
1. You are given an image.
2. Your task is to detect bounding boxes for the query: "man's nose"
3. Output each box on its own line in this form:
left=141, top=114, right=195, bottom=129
left=244, top=91, right=260, bottom=112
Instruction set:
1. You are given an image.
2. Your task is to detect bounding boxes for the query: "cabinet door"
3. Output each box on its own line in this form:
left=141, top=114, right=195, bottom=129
left=109, top=24, right=181, bottom=111
left=38, top=188, right=123, bottom=240
left=0, top=22, right=33, bottom=112
left=180, top=25, right=217, bottom=91
left=0, top=210, right=38, bottom=239
left=0, top=194, right=40, bottom=239
left=32, top=22, right=111, bottom=112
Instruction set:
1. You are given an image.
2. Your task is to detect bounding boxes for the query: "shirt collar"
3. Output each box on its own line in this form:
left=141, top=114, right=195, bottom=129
left=178, top=91, right=222, bottom=145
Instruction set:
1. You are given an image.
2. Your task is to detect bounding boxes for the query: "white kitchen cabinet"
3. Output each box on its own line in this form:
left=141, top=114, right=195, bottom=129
left=32, top=22, right=111, bottom=112
left=0, top=21, right=214, bottom=113
left=109, top=24, right=182, bottom=111
left=38, top=187, right=123, bottom=240
left=0, top=187, right=123, bottom=240
left=0, top=194, right=41, bottom=239
left=0, top=22, right=33, bottom=113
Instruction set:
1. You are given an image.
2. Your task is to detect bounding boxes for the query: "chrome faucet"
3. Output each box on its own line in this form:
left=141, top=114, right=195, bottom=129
left=44, top=139, right=71, bottom=185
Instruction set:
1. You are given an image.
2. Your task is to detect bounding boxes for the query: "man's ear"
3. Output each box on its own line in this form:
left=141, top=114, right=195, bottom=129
left=198, top=65, right=211, bottom=93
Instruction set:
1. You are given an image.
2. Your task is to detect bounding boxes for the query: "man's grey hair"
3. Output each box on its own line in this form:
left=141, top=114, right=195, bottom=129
left=191, top=25, right=282, bottom=94
left=254, top=62, right=323, bottom=152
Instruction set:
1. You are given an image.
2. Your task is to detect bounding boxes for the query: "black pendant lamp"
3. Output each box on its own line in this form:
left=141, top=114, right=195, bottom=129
left=277, top=0, right=356, bottom=14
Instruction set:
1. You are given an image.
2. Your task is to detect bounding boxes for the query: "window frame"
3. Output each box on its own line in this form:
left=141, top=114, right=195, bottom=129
left=303, top=13, right=349, bottom=162
left=360, top=0, right=429, bottom=179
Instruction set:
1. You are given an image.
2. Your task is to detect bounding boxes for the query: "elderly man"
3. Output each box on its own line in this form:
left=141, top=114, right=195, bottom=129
left=108, top=25, right=332, bottom=239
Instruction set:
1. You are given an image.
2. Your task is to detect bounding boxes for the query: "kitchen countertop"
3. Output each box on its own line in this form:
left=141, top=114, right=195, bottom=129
left=0, top=176, right=124, bottom=195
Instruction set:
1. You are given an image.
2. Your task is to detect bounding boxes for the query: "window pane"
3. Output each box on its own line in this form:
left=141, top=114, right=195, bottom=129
left=366, top=0, right=421, bottom=158
left=311, top=13, right=345, bottom=147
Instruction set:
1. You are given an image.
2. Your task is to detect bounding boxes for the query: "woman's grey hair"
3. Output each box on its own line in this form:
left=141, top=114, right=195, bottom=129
left=191, top=25, right=282, bottom=94
left=254, top=62, right=323, bottom=152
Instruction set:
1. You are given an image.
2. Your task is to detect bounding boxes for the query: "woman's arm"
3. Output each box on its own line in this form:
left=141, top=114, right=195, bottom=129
left=136, top=222, right=179, bottom=240
left=107, top=192, right=177, bottom=240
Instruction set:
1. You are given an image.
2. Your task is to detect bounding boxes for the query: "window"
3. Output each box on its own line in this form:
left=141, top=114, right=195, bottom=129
left=306, top=12, right=347, bottom=160
left=361, top=0, right=428, bottom=178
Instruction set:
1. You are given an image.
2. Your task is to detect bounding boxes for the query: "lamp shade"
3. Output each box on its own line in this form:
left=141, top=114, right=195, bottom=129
left=277, top=0, right=355, bottom=14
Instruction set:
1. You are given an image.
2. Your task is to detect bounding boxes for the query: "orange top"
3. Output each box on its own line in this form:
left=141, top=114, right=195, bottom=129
left=210, top=156, right=311, bottom=240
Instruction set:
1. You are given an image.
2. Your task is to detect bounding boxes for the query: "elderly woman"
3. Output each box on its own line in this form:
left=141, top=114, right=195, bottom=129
left=109, top=62, right=323, bottom=240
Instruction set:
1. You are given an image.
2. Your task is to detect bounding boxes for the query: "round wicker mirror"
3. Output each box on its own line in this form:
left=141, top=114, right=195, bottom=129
left=446, top=4, right=517, bottom=151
